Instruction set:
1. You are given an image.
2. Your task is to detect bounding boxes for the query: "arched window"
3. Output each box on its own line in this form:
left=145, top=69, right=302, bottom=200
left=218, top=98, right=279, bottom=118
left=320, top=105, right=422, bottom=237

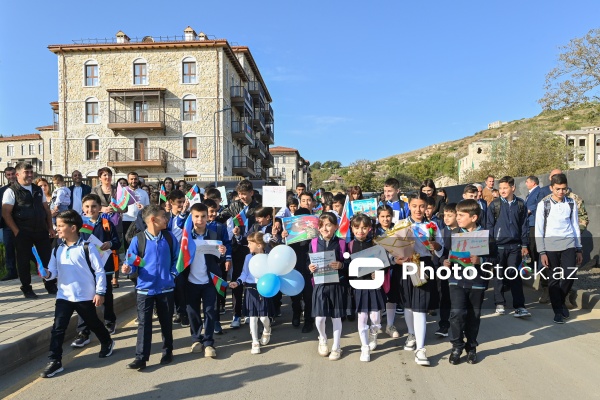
left=183, top=132, right=197, bottom=159
left=133, top=58, right=148, bottom=85
left=182, top=94, right=197, bottom=121
left=85, top=134, right=100, bottom=160
left=182, top=57, right=197, bottom=84
left=7, top=145, right=14, bottom=156
left=85, top=97, right=99, bottom=124
left=84, top=59, right=99, bottom=86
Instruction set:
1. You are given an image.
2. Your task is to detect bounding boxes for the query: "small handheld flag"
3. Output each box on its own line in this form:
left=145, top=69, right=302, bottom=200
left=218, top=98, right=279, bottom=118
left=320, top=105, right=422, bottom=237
left=110, top=197, right=120, bottom=211
left=160, top=184, right=168, bottom=202
left=127, top=253, right=146, bottom=268
left=314, top=189, right=323, bottom=203
left=32, top=246, right=46, bottom=278
left=176, top=213, right=196, bottom=273
left=210, top=272, right=229, bottom=297
left=80, top=216, right=94, bottom=234
left=186, top=184, right=199, bottom=200
left=312, top=203, right=323, bottom=215
left=336, top=195, right=353, bottom=242
left=233, top=207, right=248, bottom=227
left=518, top=260, right=532, bottom=277
left=448, top=251, right=473, bottom=268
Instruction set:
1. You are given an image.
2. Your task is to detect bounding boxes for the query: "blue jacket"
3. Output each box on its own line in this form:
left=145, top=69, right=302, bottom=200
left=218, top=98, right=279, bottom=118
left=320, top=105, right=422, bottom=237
left=525, top=186, right=543, bottom=227
left=380, top=199, right=410, bottom=220
left=485, top=197, right=529, bottom=247
left=477, top=199, right=487, bottom=227
left=539, top=185, right=551, bottom=199
left=80, top=216, right=121, bottom=274
left=127, top=231, right=179, bottom=295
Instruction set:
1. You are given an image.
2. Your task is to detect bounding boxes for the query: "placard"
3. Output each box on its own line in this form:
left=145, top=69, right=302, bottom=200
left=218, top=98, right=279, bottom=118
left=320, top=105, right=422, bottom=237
left=282, top=215, right=319, bottom=244
left=451, top=230, right=490, bottom=256
left=350, top=245, right=390, bottom=277
left=351, top=198, right=378, bottom=218
left=262, top=186, right=287, bottom=208
left=217, top=186, right=228, bottom=206
left=195, top=240, right=223, bottom=258
left=87, top=234, right=110, bottom=267
left=309, top=251, right=339, bottom=284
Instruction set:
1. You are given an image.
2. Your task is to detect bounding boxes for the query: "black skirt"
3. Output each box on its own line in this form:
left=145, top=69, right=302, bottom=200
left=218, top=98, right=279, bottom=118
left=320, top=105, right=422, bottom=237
left=312, top=283, right=346, bottom=318
left=400, top=256, right=433, bottom=313
left=243, top=285, right=274, bottom=317
left=385, top=265, right=403, bottom=304
left=355, top=288, right=386, bottom=313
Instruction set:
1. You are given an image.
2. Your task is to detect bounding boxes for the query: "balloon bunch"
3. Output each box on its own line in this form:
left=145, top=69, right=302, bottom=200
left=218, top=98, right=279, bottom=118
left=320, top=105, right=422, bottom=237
left=249, top=245, right=305, bottom=298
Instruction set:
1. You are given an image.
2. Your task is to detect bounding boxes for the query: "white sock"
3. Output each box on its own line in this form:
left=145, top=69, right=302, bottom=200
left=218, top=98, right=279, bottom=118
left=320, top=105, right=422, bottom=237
left=315, top=316, right=327, bottom=340
left=404, top=308, right=415, bottom=335
left=369, top=311, right=381, bottom=333
left=249, top=317, right=259, bottom=343
left=260, top=316, right=271, bottom=334
left=386, top=303, right=396, bottom=326
left=413, top=311, right=427, bottom=350
left=358, top=312, right=369, bottom=346
left=332, top=318, right=342, bottom=350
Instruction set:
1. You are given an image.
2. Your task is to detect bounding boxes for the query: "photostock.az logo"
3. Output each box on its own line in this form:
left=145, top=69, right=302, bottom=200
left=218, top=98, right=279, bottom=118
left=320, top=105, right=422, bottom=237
left=344, top=252, right=385, bottom=290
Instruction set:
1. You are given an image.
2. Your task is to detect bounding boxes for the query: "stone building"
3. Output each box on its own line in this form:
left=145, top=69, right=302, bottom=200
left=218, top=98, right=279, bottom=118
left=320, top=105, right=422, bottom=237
left=269, top=146, right=311, bottom=190
left=44, top=27, right=274, bottom=181
left=0, top=134, right=45, bottom=172
left=556, top=126, right=600, bottom=169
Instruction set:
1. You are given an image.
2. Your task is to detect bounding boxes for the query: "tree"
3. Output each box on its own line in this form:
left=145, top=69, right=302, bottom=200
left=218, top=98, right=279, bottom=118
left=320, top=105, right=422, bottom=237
left=540, top=28, right=600, bottom=110
left=311, top=161, right=322, bottom=170
left=345, top=159, right=376, bottom=191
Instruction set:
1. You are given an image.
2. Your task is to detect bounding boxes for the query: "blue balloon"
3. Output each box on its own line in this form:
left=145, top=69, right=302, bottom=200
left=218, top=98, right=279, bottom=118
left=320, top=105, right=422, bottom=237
left=257, top=273, right=281, bottom=298
left=279, top=270, right=305, bottom=296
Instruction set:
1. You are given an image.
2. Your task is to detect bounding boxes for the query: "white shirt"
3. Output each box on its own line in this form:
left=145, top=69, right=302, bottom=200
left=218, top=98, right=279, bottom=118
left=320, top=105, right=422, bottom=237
left=122, top=187, right=150, bottom=222
left=51, top=186, right=71, bottom=207
left=2, top=185, right=47, bottom=205
left=72, top=186, right=83, bottom=215
left=188, top=237, right=209, bottom=284
left=535, top=197, right=581, bottom=253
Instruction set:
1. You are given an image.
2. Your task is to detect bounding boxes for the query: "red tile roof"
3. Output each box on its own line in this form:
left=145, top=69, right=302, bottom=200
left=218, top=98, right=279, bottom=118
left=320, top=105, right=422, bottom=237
left=0, top=134, right=42, bottom=142
left=270, top=146, right=298, bottom=154
left=35, top=125, right=56, bottom=131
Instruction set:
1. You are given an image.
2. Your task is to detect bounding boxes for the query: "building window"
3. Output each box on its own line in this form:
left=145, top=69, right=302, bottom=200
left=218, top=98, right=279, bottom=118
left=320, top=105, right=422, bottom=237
left=85, top=61, right=99, bottom=86
left=183, top=97, right=196, bottom=121
left=86, top=100, right=99, bottom=123
left=134, top=101, right=148, bottom=122
left=86, top=138, right=99, bottom=160
left=49, top=160, right=53, bottom=171
left=133, top=61, right=147, bottom=85
left=29, top=144, right=35, bottom=155
left=39, top=143, right=43, bottom=154
left=7, top=145, right=14, bottom=156
left=579, top=138, right=586, bottom=147
left=183, top=137, right=197, bottom=158
left=21, top=144, right=25, bottom=155
left=182, top=58, right=197, bottom=84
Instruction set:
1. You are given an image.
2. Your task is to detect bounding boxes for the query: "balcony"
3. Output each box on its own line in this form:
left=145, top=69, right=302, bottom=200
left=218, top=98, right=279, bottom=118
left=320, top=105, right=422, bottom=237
left=230, top=86, right=253, bottom=115
left=249, top=138, right=266, bottom=158
left=108, top=148, right=167, bottom=171
left=231, top=120, right=253, bottom=146
left=252, top=108, right=266, bottom=133
left=262, top=151, right=274, bottom=168
left=232, top=156, right=255, bottom=177
left=108, top=109, right=166, bottom=132
left=107, top=88, right=166, bottom=133
left=248, top=81, right=266, bottom=109
left=261, top=123, right=274, bottom=144
left=270, top=167, right=285, bottom=178
left=263, top=103, right=274, bottom=124
left=254, top=165, right=267, bottom=180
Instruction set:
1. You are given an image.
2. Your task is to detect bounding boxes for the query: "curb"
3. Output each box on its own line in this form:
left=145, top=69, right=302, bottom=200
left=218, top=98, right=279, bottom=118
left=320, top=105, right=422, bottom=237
left=0, top=287, right=136, bottom=377
left=522, top=275, right=600, bottom=311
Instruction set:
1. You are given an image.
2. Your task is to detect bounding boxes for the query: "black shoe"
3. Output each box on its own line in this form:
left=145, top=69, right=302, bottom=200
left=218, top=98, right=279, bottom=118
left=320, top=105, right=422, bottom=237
left=449, top=350, right=461, bottom=365
left=40, top=360, right=63, bottom=378
left=341, top=316, right=346, bottom=322
left=23, top=291, right=38, bottom=299
left=99, top=340, right=115, bottom=358
left=126, top=359, right=146, bottom=370
left=105, top=322, right=116, bottom=335
left=160, top=352, right=173, bottom=365
left=435, top=327, right=449, bottom=337
left=428, top=310, right=437, bottom=316
left=180, top=315, right=190, bottom=328
left=466, top=349, right=477, bottom=364
left=346, top=314, right=355, bottom=322
left=1, top=274, right=18, bottom=281
left=292, top=313, right=301, bottom=327
left=562, top=304, right=570, bottom=319
left=173, top=314, right=182, bottom=324
left=554, top=313, right=565, bottom=324
left=47, top=288, right=58, bottom=295
left=301, top=322, right=313, bottom=333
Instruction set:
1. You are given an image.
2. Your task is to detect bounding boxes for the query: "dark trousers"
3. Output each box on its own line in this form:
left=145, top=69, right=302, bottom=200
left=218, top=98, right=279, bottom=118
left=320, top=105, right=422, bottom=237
left=77, top=278, right=115, bottom=334
left=438, top=279, right=451, bottom=329
left=492, top=245, right=525, bottom=309
left=546, top=248, right=577, bottom=314
left=2, top=227, right=17, bottom=276
left=135, top=292, right=174, bottom=361
left=174, top=273, right=187, bottom=316
left=14, top=229, right=56, bottom=293
left=231, top=259, right=244, bottom=318
left=186, top=281, right=216, bottom=346
left=449, top=286, right=485, bottom=352
left=49, top=299, right=111, bottom=361
left=291, top=274, right=313, bottom=320
left=429, top=274, right=440, bottom=310
left=528, top=226, right=538, bottom=264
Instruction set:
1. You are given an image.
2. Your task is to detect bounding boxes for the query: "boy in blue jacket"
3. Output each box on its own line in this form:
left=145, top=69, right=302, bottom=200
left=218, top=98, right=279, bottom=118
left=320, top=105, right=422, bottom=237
left=122, top=205, right=179, bottom=370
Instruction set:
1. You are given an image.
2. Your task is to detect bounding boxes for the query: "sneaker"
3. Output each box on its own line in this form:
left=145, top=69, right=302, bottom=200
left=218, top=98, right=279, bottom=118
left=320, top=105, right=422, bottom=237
left=260, top=329, right=272, bottom=346
left=251, top=342, right=261, bottom=354
left=40, top=361, right=63, bottom=378
left=428, top=310, right=437, bottom=316
left=160, top=352, right=173, bottom=365
left=466, top=349, right=477, bottom=364
left=23, top=291, right=38, bottom=299
left=191, top=342, right=203, bottom=353
left=173, top=314, right=182, bottom=324
left=153, top=307, right=158, bottom=317
left=360, top=345, right=370, bottom=362
left=180, top=315, right=190, bottom=328
left=71, top=333, right=90, bottom=348
left=449, top=349, right=461, bottom=365
left=242, top=316, right=249, bottom=324
left=395, top=307, right=404, bottom=315
left=539, top=287, right=550, bottom=304
left=514, top=308, right=531, bottom=318
left=318, top=337, right=329, bottom=356
left=99, top=340, right=115, bottom=358
left=404, top=333, right=416, bottom=351
left=231, top=316, right=241, bottom=329
left=105, top=322, right=116, bottom=335
left=329, top=347, right=342, bottom=361
left=204, top=346, right=217, bottom=358
left=126, top=359, right=146, bottom=370
left=495, top=305, right=506, bottom=315
left=368, top=330, right=378, bottom=351
left=385, top=325, right=400, bottom=338
left=553, top=313, right=565, bottom=324
left=435, top=327, right=449, bottom=337
left=415, top=348, right=430, bottom=366
left=214, top=321, right=223, bottom=334
left=562, top=305, right=570, bottom=319
left=134, top=318, right=139, bottom=325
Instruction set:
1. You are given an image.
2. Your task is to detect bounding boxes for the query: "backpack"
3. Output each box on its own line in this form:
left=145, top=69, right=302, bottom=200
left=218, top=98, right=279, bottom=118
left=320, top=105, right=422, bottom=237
left=135, top=229, right=174, bottom=259
left=542, top=197, right=574, bottom=237
left=489, top=198, right=526, bottom=224
left=310, top=237, right=349, bottom=258
left=53, top=242, right=94, bottom=279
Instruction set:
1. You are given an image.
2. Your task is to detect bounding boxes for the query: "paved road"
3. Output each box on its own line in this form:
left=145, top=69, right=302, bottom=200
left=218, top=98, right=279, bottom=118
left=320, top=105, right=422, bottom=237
left=2, top=289, right=600, bottom=399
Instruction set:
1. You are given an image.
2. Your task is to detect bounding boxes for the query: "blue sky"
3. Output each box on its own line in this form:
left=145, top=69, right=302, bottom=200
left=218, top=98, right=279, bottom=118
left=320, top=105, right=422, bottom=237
left=1, top=0, right=599, bottom=165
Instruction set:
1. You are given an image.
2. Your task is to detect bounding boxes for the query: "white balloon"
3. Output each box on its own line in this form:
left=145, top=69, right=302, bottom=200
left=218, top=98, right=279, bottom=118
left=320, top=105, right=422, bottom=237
left=249, top=253, right=270, bottom=279
left=267, top=245, right=297, bottom=276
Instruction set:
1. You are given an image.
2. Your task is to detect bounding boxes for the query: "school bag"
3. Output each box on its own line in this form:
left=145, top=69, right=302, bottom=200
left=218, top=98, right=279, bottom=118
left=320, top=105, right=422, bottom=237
left=127, top=230, right=174, bottom=280
left=53, top=242, right=94, bottom=280
left=488, top=198, right=526, bottom=224
left=541, top=197, right=574, bottom=237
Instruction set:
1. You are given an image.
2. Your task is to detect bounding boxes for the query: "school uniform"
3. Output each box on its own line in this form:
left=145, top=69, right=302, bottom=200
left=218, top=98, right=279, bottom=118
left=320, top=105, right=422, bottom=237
left=168, top=211, right=190, bottom=320
left=308, top=237, right=347, bottom=318
left=381, top=199, right=411, bottom=222
left=437, top=225, right=454, bottom=331
left=350, top=239, right=386, bottom=313
left=207, top=220, right=232, bottom=315
left=375, top=224, right=402, bottom=306
left=400, top=218, right=443, bottom=313
left=236, top=254, right=274, bottom=317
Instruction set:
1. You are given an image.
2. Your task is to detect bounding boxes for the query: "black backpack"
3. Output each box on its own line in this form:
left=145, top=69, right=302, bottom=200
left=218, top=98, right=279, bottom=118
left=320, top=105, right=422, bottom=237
left=489, top=197, right=526, bottom=224
left=135, top=229, right=174, bottom=259
left=53, top=242, right=94, bottom=279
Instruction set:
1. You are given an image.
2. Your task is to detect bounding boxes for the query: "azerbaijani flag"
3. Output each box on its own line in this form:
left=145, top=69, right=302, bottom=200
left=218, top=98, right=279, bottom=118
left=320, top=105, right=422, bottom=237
left=210, top=272, right=228, bottom=297
left=127, top=252, right=146, bottom=268
left=449, top=251, right=473, bottom=267
left=80, top=216, right=94, bottom=234
left=314, top=188, right=323, bottom=203
left=413, top=227, right=433, bottom=250
left=160, top=184, right=168, bottom=202
left=232, top=207, right=248, bottom=227
left=313, top=203, right=323, bottom=215
left=518, top=260, right=532, bottom=277
left=336, top=195, right=353, bottom=242
left=176, top=213, right=196, bottom=273
left=32, top=246, right=46, bottom=277
left=110, top=197, right=120, bottom=211
left=186, top=184, right=199, bottom=200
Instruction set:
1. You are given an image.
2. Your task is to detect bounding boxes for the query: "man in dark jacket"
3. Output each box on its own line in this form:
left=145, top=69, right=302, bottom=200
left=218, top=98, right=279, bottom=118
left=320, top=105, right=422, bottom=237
left=68, top=170, right=91, bottom=215
left=0, top=167, right=18, bottom=280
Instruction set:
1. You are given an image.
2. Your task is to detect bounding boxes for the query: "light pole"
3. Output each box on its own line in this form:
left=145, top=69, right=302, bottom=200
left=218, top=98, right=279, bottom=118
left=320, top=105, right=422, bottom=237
left=213, top=107, right=231, bottom=187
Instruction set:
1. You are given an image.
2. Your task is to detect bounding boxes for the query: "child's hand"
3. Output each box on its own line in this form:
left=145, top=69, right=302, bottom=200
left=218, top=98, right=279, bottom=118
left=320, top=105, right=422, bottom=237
left=443, top=259, right=451, bottom=267
left=225, top=261, right=232, bottom=271
left=93, top=294, right=105, bottom=307
left=101, top=206, right=112, bottom=214
left=395, top=256, right=410, bottom=264
left=281, top=230, right=289, bottom=238
left=218, top=245, right=226, bottom=255
left=232, top=226, right=240, bottom=236
left=309, top=264, right=317, bottom=273
left=471, top=255, right=481, bottom=265
left=121, top=264, right=132, bottom=274
left=100, top=241, right=111, bottom=251
left=329, top=261, right=342, bottom=270
left=136, top=202, right=144, bottom=210
left=229, top=282, right=238, bottom=289
left=184, top=198, right=190, bottom=209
